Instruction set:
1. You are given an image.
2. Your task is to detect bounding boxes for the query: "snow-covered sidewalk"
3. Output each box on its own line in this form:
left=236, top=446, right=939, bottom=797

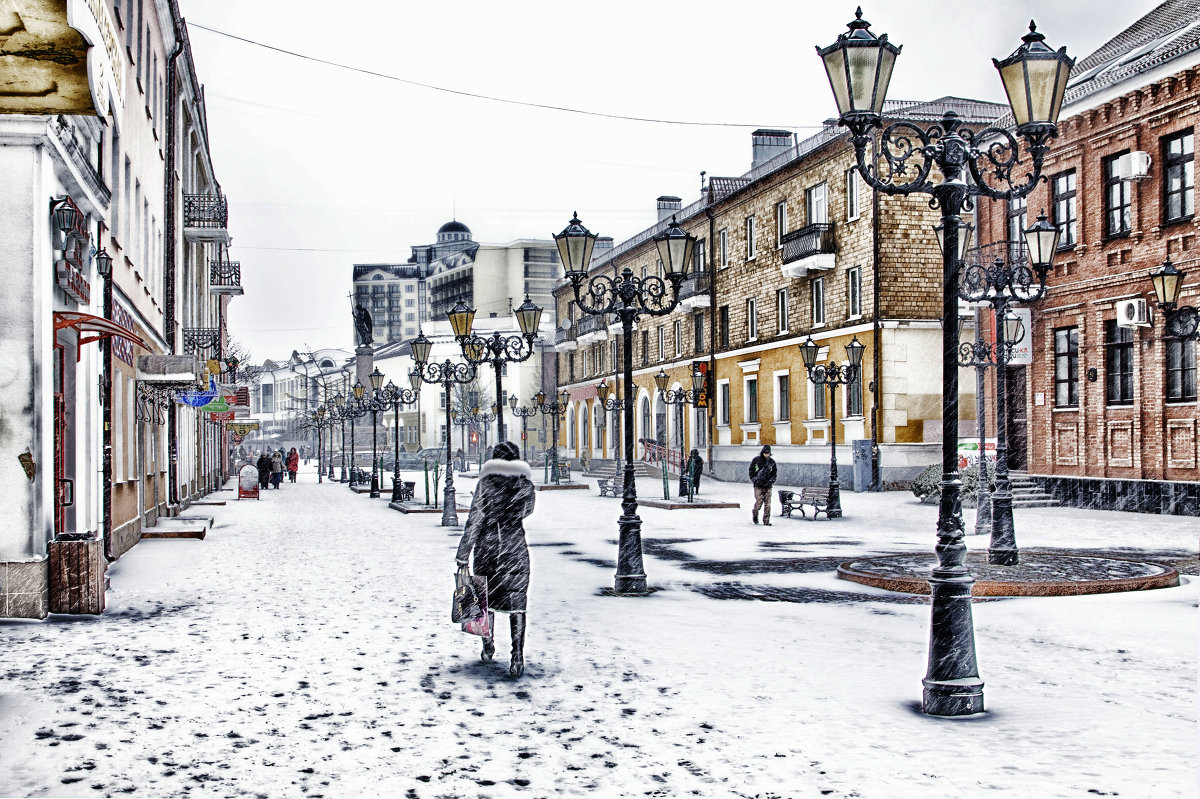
left=0, top=466, right=1195, bottom=798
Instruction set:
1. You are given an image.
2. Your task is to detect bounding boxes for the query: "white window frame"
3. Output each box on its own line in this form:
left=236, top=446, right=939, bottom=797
left=812, top=277, right=825, bottom=327
left=657, top=326, right=665, bottom=361
left=717, top=379, right=731, bottom=426
left=747, top=297, right=758, bottom=341
left=807, top=183, right=828, bottom=225
left=846, top=169, right=860, bottom=222
left=744, top=375, right=759, bottom=424
left=847, top=266, right=862, bottom=319
left=719, top=229, right=729, bottom=269
left=674, top=319, right=682, bottom=357
left=777, top=288, right=789, bottom=334
left=776, top=201, right=787, bottom=247
left=774, top=369, right=791, bottom=422
left=745, top=216, right=756, bottom=260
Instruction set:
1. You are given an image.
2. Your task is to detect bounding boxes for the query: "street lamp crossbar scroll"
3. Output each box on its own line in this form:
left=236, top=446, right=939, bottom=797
left=818, top=9, right=1072, bottom=716
left=557, top=212, right=695, bottom=595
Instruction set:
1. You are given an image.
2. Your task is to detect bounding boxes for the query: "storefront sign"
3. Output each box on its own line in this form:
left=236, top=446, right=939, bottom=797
left=200, top=396, right=231, bottom=413
left=227, top=421, right=261, bottom=436
left=209, top=411, right=235, bottom=422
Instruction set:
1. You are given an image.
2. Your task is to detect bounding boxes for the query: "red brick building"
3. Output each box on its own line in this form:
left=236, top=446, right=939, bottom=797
left=976, top=0, right=1200, bottom=514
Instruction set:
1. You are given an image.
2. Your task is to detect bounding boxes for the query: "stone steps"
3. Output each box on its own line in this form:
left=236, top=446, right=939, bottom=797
left=1002, top=473, right=1059, bottom=508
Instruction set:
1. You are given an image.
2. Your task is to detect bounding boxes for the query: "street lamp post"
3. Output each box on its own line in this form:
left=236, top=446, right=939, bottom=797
left=534, top=389, right=570, bottom=484
left=472, top=403, right=497, bottom=456
left=451, top=410, right=474, bottom=466
left=449, top=298, right=543, bottom=443
left=509, top=395, right=538, bottom=462
left=96, top=248, right=115, bottom=561
left=799, top=336, right=865, bottom=518
left=956, top=226, right=1056, bottom=564
left=1148, top=259, right=1200, bottom=341
left=375, top=370, right=421, bottom=502
left=365, top=368, right=386, bottom=498
left=817, top=10, right=1072, bottom=716
left=411, top=332, right=477, bottom=526
left=596, top=380, right=625, bottom=480
left=343, top=382, right=368, bottom=489
left=653, top=365, right=706, bottom=499
left=557, top=212, right=695, bottom=594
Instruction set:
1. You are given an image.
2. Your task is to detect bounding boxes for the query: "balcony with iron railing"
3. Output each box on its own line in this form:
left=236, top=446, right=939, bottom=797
left=576, top=314, right=606, bottom=343
left=209, top=259, right=244, bottom=295
left=183, top=194, right=230, bottom=243
left=554, top=326, right=578, bottom=351
left=678, top=272, right=711, bottom=310
left=780, top=223, right=835, bottom=278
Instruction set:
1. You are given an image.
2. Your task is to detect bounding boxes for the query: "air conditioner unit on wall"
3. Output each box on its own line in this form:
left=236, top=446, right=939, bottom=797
left=1117, top=151, right=1152, bottom=181
left=1116, top=298, right=1151, bottom=328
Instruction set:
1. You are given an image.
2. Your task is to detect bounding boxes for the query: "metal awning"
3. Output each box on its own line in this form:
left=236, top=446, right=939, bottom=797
left=54, top=311, right=149, bottom=351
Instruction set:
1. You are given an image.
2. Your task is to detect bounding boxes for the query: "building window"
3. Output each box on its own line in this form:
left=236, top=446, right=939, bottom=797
left=694, top=313, right=705, bottom=354
left=746, top=216, right=756, bottom=259
left=641, top=331, right=648, bottom=365
left=811, top=379, right=826, bottom=419
left=1105, top=320, right=1134, bottom=405
left=1051, top=170, right=1077, bottom=248
left=747, top=298, right=758, bottom=340
left=1166, top=336, right=1197, bottom=402
left=674, top=319, right=682, bottom=357
left=1007, top=194, right=1027, bottom=262
left=569, top=353, right=575, bottom=381
left=776, top=201, right=787, bottom=247
left=657, top=326, right=665, bottom=361
left=847, top=365, right=863, bottom=417
left=847, top=267, right=862, bottom=318
left=1163, top=129, right=1195, bottom=224
left=812, top=278, right=825, bottom=326
left=693, top=239, right=706, bottom=274
left=1104, top=152, right=1132, bottom=238
left=806, top=183, right=828, bottom=224
left=718, top=305, right=729, bottom=349
left=846, top=169, right=860, bottom=221
left=1054, top=326, right=1079, bottom=407
left=719, top=229, right=729, bottom=268
left=777, top=288, right=789, bottom=334
left=746, top=378, right=758, bottom=423
left=719, top=382, right=730, bottom=425
left=777, top=374, right=790, bottom=421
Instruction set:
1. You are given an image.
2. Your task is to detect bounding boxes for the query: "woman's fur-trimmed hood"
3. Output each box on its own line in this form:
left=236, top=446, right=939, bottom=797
left=479, top=458, right=532, bottom=479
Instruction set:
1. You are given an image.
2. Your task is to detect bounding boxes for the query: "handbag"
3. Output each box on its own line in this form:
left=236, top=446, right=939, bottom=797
left=451, top=567, right=483, bottom=623
left=455, top=571, right=490, bottom=637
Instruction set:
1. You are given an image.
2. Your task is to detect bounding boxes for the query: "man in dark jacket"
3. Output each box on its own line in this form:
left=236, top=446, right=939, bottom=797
left=256, top=452, right=272, bottom=490
left=748, top=445, right=777, bottom=525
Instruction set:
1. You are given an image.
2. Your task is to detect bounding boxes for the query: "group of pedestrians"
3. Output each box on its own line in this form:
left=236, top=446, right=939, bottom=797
left=255, top=447, right=300, bottom=489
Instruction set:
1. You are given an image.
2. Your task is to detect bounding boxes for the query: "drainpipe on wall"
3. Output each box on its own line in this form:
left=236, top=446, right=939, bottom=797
left=164, top=3, right=184, bottom=507
left=704, top=207, right=717, bottom=475
left=870, top=187, right=882, bottom=491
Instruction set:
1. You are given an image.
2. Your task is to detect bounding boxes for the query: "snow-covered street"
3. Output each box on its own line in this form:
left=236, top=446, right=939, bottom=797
left=0, top=466, right=1195, bottom=799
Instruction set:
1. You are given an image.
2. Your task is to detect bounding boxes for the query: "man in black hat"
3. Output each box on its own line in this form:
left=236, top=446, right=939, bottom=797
left=748, top=445, right=777, bottom=525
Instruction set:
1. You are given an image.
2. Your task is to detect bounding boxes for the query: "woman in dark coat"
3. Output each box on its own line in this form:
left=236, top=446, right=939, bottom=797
left=256, top=452, right=272, bottom=490
left=455, top=441, right=536, bottom=677
left=684, top=448, right=704, bottom=495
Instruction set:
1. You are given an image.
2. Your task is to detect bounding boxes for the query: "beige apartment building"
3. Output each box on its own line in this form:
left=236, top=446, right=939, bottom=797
left=554, top=98, right=1005, bottom=487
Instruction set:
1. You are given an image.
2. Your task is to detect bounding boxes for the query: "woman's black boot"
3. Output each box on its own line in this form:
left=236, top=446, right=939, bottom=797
left=480, top=612, right=495, bottom=662
left=509, top=613, right=526, bottom=677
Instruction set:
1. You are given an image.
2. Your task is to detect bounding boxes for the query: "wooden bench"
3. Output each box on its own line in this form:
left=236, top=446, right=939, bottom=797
left=556, top=463, right=572, bottom=483
left=350, top=467, right=371, bottom=485
left=597, top=476, right=620, bottom=497
left=393, top=480, right=416, bottom=502
left=779, top=487, right=832, bottom=520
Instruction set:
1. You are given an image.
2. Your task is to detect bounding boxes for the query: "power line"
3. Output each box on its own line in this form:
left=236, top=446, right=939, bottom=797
left=188, top=22, right=820, bottom=130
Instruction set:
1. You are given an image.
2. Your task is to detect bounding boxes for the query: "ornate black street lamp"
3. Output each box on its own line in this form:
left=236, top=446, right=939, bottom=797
left=411, top=332, right=477, bottom=526
left=596, top=379, right=626, bottom=473
left=449, top=297, right=543, bottom=443
left=818, top=10, right=1071, bottom=716
left=1149, top=259, right=1199, bottom=340
left=956, top=223, right=1056, bottom=565
left=333, top=390, right=349, bottom=482
left=375, top=370, right=421, bottom=502
left=798, top=336, right=865, bottom=518
left=534, top=388, right=570, bottom=484
left=557, top=212, right=695, bottom=594
left=341, top=382, right=369, bottom=489
left=509, top=395, right=538, bottom=461
left=451, top=410, right=474, bottom=466
left=471, top=402, right=498, bottom=455
left=96, top=248, right=115, bottom=560
left=654, top=365, right=706, bottom=498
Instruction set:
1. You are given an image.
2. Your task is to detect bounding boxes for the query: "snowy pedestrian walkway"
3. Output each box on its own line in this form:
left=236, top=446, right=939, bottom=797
left=0, top=467, right=1195, bottom=798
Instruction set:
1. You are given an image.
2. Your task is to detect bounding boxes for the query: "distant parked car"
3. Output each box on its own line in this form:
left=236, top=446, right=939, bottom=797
left=380, top=447, right=448, bottom=471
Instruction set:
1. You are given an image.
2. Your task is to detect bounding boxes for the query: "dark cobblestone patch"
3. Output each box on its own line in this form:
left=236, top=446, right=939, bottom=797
left=681, top=556, right=858, bottom=575
left=1037, top=547, right=1198, bottom=576
left=529, top=542, right=574, bottom=548
left=849, top=551, right=1173, bottom=583
left=574, top=558, right=615, bottom=569
left=684, top=581, right=929, bottom=605
left=760, top=540, right=864, bottom=548
left=642, top=539, right=703, bottom=562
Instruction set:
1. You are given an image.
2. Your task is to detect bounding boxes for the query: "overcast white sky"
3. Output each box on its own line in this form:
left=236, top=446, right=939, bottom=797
left=178, top=0, right=1166, bottom=361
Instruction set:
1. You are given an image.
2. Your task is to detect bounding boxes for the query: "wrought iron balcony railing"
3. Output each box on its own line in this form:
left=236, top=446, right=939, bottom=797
left=209, top=260, right=242, bottom=294
left=678, top=272, right=711, bottom=302
left=183, top=194, right=229, bottom=229
left=781, top=223, right=835, bottom=266
left=577, top=315, right=603, bottom=336
left=554, top=327, right=577, bottom=345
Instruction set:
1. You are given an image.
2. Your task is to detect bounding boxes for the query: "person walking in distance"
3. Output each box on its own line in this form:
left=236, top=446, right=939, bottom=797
left=256, top=451, right=272, bottom=490
left=749, top=445, right=777, bottom=525
left=270, top=450, right=285, bottom=489
left=286, top=447, right=299, bottom=483
left=455, top=441, right=536, bottom=677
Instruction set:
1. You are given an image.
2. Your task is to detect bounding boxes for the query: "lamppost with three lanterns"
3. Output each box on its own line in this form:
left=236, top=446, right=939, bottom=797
left=534, top=388, right=570, bottom=485
left=374, top=368, right=422, bottom=502
left=410, top=332, right=478, bottom=526
left=509, top=395, right=539, bottom=462
left=798, top=335, right=865, bottom=519
left=653, top=364, right=707, bottom=499
left=816, top=8, right=1072, bottom=715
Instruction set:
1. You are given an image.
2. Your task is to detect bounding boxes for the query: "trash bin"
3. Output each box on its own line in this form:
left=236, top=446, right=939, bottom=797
left=852, top=439, right=873, bottom=493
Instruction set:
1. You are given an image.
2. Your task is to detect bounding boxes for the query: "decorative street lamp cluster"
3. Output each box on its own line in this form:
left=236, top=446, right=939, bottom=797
left=798, top=336, right=865, bottom=519
left=370, top=367, right=422, bottom=502
left=595, top=380, right=627, bottom=468
left=410, top=332, right=477, bottom=526
left=532, top=389, right=570, bottom=484
left=333, top=382, right=369, bottom=490
left=954, top=220, right=1058, bottom=566
left=817, top=8, right=1072, bottom=716
left=509, top=396, right=539, bottom=462
left=448, top=297, right=543, bottom=443
left=653, top=365, right=707, bottom=499
left=556, top=211, right=696, bottom=594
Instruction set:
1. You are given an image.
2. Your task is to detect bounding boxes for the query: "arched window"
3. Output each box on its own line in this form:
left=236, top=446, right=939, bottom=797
left=567, top=408, right=575, bottom=452
left=581, top=405, right=589, bottom=450
left=655, top=395, right=667, bottom=447
left=640, top=397, right=651, bottom=443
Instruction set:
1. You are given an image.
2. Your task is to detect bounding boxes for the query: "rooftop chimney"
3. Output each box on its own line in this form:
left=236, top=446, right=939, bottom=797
left=751, top=129, right=794, bottom=170
left=656, top=196, right=682, bottom=222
